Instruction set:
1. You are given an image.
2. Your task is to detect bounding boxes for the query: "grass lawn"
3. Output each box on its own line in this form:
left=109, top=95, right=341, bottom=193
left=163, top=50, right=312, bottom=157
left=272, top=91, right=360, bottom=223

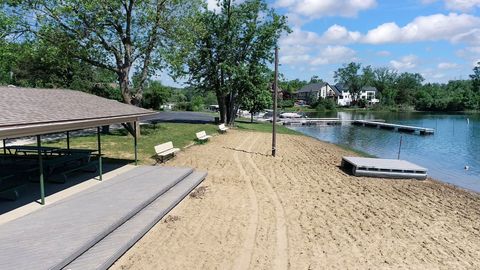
left=43, top=123, right=219, bottom=165
left=234, top=119, right=302, bottom=135
left=42, top=120, right=301, bottom=165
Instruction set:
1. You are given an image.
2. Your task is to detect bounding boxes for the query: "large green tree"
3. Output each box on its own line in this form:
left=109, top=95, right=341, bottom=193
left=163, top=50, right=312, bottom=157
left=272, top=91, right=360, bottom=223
left=334, top=62, right=364, bottom=101
left=178, top=0, right=288, bottom=124
left=7, top=0, right=200, bottom=105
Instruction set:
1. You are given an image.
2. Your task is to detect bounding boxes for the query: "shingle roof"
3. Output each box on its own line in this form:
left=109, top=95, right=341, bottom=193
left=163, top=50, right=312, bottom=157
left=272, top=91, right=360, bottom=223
left=296, top=82, right=327, bottom=93
left=0, top=87, right=155, bottom=139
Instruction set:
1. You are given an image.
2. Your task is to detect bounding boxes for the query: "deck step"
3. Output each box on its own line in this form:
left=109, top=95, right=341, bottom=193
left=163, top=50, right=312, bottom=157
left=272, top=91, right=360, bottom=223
left=0, top=166, right=195, bottom=270
left=64, top=171, right=207, bottom=270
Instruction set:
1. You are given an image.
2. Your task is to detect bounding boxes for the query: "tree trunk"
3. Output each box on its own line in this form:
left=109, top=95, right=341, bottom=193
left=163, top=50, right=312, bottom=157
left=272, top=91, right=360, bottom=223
left=118, top=69, right=132, bottom=105
left=251, top=112, right=254, bottom=123
left=217, top=94, right=227, bottom=124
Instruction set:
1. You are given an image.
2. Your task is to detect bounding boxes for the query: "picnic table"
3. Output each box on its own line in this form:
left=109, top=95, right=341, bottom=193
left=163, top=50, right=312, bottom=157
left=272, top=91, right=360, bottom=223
left=5, top=146, right=60, bottom=156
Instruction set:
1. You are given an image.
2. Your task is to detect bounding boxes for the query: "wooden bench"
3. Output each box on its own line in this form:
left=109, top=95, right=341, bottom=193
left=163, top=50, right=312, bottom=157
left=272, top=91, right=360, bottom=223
left=218, top=124, right=229, bottom=133
left=154, top=142, right=180, bottom=163
left=195, top=131, right=212, bottom=142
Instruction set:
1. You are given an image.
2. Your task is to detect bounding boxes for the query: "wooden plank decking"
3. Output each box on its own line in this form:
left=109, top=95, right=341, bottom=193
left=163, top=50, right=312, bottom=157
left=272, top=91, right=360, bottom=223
left=352, top=120, right=434, bottom=135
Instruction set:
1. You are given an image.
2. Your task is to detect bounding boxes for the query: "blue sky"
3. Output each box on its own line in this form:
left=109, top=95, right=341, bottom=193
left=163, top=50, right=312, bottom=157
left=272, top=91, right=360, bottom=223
left=272, top=0, right=480, bottom=83
left=161, top=0, right=480, bottom=86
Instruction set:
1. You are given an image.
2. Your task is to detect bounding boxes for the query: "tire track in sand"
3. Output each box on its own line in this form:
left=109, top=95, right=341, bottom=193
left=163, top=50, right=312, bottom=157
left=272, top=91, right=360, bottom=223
left=246, top=134, right=289, bottom=270
left=231, top=135, right=260, bottom=270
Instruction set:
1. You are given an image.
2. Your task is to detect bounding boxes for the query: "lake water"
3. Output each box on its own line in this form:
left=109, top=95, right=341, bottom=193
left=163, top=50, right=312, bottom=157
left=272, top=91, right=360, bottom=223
left=289, top=111, right=480, bottom=193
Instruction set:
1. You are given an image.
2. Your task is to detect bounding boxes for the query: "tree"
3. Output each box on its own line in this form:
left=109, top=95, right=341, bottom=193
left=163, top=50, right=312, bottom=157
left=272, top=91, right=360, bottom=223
left=309, top=75, right=323, bottom=84
left=470, top=61, right=480, bottom=93
left=8, top=0, right=200, bottom=105
left=178, top=0, right=288, bottom=124
left=241, top=84, right=272, bottom=123
left=334, top=62, right=364, bottom=101
left=395, top=72, right=424, bottom=105
left=142, top=81, right=173, bottom=110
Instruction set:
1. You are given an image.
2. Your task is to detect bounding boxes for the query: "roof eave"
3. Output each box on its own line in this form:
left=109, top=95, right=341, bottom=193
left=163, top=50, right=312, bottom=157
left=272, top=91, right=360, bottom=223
left=0, top=113, right=155, bottom=140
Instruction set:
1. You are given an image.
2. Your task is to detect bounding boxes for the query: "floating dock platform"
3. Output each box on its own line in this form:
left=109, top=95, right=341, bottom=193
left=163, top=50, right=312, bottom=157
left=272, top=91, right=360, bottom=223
left=352, top=120, right=434, bottom=135
left=342, top=156, right=428, bottom=180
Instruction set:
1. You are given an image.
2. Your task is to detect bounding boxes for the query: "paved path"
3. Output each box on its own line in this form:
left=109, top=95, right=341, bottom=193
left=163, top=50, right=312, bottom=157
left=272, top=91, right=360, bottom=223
left=142, top=111, right=215, bottom=124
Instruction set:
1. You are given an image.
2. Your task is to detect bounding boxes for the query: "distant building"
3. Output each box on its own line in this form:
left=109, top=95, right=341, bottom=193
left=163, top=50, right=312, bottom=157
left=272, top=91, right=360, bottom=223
left=359, top=86, right=379, bottom=104
left=294, top=82, right=327, bottom=102
left=294, top=83, right=379, bottom=106
left=160, top=103, right=175, bottom=110
left=330, top=84, right=353, bottom=106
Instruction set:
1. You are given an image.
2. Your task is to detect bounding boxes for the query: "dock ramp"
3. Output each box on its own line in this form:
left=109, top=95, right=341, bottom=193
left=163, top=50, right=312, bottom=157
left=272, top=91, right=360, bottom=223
left=342, top=157, right=427, bottom=180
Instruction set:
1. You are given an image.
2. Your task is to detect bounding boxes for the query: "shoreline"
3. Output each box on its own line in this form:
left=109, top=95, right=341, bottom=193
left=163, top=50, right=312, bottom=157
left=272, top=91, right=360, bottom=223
left=286, top=125, right=480, bottom=196
left=111, top=129, right=480, bottom=269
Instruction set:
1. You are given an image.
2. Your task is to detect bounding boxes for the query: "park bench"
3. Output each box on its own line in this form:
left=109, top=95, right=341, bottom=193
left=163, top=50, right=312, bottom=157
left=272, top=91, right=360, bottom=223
left=218, top=124, right=229, bottom=133
left=154, top=141, right=180, bottom=163
left=195, top=131, right=212, bottom=142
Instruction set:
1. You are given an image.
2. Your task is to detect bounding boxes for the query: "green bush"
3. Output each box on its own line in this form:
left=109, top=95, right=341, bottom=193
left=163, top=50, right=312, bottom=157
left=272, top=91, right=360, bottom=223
left=314, top=98, right=337, bottom=112
left=279, top=99, right=294, bottom=108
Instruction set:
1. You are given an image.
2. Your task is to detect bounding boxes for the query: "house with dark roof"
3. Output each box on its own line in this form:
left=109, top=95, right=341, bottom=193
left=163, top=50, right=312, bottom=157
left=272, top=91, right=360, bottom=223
left=331, top=84, right=353, bottom=106
left=294, top=83, right=339, bottom=104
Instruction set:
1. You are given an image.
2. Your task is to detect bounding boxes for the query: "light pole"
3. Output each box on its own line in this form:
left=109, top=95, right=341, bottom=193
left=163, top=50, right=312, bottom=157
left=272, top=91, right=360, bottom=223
left=272, top=46, right=279, bottom=157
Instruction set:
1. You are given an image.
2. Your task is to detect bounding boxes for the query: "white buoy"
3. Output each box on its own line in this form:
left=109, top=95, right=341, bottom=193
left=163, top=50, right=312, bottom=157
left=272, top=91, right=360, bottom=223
left=465, top=165, right=470, bottom=170
left=467, top=118, right=470, bottom=125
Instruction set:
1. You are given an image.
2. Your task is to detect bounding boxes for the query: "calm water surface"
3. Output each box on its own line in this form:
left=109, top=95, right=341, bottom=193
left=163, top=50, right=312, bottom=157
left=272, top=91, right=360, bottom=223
left=289, top=111, right=480, bottom=192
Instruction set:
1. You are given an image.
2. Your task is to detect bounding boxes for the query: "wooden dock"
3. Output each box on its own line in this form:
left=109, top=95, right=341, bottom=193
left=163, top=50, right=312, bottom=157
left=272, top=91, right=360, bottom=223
left=281, top=118, right=386, bottom=126
left=352, top=120, right=434, bottom=135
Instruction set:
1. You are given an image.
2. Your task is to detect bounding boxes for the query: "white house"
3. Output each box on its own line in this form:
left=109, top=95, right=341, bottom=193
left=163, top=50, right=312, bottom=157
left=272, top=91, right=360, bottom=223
left=330, top=84, right=353, bottom=106
left=295, top=83, right=378, bottom=106
left=359, top=86, right=379, bottom=104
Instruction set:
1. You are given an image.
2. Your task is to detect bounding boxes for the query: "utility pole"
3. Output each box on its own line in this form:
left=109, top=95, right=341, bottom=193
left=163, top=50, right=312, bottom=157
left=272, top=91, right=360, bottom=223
left=272, top=46, right=279, bottom=157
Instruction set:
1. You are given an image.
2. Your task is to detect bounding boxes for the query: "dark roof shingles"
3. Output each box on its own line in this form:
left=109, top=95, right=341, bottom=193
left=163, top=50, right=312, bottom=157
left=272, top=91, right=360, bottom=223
left=0, top=87, right=153, bottom=127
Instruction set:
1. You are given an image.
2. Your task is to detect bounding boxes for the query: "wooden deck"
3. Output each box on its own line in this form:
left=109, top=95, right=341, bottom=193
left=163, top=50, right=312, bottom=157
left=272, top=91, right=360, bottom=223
left=352, top=120, right=435, bottom=135
left=0, top=166, right=206, bottom=270
left=342, top=156, right=428, bottom=180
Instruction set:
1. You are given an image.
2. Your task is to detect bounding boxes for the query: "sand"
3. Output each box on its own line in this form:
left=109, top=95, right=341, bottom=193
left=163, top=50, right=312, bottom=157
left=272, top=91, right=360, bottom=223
left=111, top=130, right=480, bottom=269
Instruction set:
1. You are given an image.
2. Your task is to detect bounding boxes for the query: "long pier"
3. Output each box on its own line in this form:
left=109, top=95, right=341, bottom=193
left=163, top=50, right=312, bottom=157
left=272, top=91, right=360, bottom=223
left=352, top=120, right=434, bottom=135
left=281, top=118, right=386, bottom=126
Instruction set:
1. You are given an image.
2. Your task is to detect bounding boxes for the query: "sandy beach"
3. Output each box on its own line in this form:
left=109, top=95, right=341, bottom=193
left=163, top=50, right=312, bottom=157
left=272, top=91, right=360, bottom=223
left=111, top=130, right=480, bottom=269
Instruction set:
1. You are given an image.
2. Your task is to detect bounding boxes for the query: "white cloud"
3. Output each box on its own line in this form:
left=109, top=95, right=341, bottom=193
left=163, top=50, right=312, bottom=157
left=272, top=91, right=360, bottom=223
left=451, top=29, right=480, bottom=45
left=444, top=0, right=480, bottom=12
left=363, top=13, right=480, bottom=44
left=276, top=0, right=377, bottom=20
left=422, top=0, right=480, bottom=12
left=278, top=28, right=357, bottom=67
left=390, top=55, right=418, bottom=70
left=438, top=62, right=459, bottom=69
left=310, top=46, right=357, bottom=65
left=322, top=25, right=362, bottom=44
